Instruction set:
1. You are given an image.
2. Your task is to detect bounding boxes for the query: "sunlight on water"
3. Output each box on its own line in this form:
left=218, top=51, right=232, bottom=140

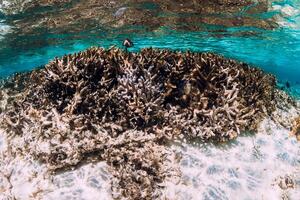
left=1, top=107, right=300, bottom=200
left=165, top=122, right=300, bottom=200
left=0, top=129, right=112, bottom=200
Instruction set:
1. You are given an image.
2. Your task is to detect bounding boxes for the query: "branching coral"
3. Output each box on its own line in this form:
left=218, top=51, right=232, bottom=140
left=0, top=47, right=278, bottom=199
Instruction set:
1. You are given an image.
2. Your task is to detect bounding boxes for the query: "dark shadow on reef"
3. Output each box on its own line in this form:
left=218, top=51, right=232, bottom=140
left=0, top=47, right=279, bottom=199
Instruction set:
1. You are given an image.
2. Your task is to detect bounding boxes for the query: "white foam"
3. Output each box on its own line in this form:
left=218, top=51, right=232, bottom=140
left=272, top=2, right=300, bottom=29
left=273, top=4, right=299, bottom=17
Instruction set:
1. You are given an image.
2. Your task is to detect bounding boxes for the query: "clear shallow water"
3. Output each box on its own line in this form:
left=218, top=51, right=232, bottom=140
left=0, top=1, right=300, bottom=93
left=0, top=1, right=300, bottom=200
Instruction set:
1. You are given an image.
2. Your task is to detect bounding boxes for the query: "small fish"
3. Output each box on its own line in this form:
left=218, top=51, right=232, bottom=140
left=123, top=39, right=133, bottom=47
left=123, top=38, right=134, bottom=52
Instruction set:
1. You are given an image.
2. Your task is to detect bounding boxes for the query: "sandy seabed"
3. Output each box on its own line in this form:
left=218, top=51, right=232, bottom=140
left=1, top=107, right=300, bottom=200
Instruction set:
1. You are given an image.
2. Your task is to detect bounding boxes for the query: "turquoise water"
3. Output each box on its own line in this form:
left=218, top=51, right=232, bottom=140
left=1, top=1, right=300, bottom=200
left=0, top=1, right=300, bottom=95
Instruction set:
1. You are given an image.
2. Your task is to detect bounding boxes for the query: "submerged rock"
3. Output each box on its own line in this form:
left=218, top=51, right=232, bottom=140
left=0, top=47, right=281, bottom=199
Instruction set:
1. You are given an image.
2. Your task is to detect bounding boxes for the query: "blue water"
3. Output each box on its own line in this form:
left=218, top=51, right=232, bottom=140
left=0, top=0, right=300, bottom=95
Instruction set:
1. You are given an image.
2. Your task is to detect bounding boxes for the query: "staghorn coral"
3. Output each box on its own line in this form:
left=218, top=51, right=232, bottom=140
left=104, top=131, right=170, bottom=199
left=0, top=47, right=278, bottom=199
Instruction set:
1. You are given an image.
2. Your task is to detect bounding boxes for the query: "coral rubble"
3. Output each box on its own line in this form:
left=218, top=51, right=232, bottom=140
left=291, top=116, right=300, bottom=141
left=0, top=47, right=278, bottom=199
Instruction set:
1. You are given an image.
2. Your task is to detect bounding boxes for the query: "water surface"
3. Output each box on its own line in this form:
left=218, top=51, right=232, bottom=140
left=0, top=1, right=299, bottom=94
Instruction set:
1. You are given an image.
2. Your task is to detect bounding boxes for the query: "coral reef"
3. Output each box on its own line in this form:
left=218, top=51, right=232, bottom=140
left=0, top=47, right=278, bottom=199
left=276, top=175, right=296, bottom=190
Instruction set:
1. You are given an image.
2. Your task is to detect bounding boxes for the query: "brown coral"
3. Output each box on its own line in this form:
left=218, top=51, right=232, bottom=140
left=0, top=47, right=278, bottom=199
left=291, top=116, right=300, bottom=141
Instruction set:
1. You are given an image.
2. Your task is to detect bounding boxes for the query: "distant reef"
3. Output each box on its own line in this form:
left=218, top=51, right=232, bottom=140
left=0, top=47, right=295, bottom=199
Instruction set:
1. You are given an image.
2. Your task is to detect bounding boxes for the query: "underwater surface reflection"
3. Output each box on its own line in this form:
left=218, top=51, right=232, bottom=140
left=0, top=0, right=299, bottom=96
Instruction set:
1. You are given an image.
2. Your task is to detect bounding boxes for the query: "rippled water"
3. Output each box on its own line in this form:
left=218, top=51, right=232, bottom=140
left=0, top=1, right=299, bottom=88
left=0, top=0, right=300, bottom=200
